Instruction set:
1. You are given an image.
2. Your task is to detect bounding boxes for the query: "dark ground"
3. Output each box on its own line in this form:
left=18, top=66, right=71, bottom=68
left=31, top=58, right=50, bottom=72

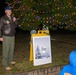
left=0, top=28, right=76, bottom=75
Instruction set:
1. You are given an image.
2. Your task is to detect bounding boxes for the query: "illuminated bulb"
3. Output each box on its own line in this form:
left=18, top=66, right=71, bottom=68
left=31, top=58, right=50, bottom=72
left=71, top=24, right=72, bottom=25
left=58, top=7, right=60, bottom=10
left=57, top=21, right=58, bottom=23
left=74, top=13, right=76, bottom=15
left=54, top=0, right=56, bottom=1
left=33, top=19, right=34, bottom=21
left=58, top=14, right=59, bottom=16
left=59, top=22, right=61, bottom=24
left=43, top=21, right=45, bottom=23
left=40, top=3, right=42, bottom=5
left=46, top=3, right=48, bottom=5
left=30, top=0, right=32, bottom=2
left=46, top=21, right=49, bottom=23
left=46, top=17, right=48, bottom=20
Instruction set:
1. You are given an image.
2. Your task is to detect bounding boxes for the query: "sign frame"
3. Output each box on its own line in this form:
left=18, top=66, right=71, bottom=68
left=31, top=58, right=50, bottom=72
left=32, top=35, right=52, bottom=66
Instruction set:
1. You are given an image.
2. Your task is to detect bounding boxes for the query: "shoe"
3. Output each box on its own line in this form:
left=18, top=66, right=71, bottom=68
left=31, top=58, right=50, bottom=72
left=10, top=61, right=16, bottom=65
left=5, top=66, right=11, bottom=71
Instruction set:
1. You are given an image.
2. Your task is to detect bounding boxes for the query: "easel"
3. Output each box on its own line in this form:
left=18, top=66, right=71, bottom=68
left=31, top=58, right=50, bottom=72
left=29, top=30, right=49, bottom=61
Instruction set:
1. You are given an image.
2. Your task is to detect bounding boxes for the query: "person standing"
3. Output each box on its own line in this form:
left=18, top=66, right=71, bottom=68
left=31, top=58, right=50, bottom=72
left=0, top=6, right=17, bottom=70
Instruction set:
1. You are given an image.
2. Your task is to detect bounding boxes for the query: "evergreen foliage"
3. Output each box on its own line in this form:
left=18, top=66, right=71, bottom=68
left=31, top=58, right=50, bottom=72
left=6, top=0, right=76, bottom=31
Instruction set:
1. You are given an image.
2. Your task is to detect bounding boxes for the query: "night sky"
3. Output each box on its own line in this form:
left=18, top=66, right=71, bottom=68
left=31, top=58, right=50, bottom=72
left=0, top=0, right=6, bottom=17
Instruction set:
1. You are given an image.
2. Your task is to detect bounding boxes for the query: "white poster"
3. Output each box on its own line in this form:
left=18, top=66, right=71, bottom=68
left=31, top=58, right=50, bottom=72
left=32, top=36, right=52, bottom=66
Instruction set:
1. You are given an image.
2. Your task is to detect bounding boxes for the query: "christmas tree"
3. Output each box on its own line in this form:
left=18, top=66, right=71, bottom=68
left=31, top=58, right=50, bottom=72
left=6, top=0, right=76, bottom=31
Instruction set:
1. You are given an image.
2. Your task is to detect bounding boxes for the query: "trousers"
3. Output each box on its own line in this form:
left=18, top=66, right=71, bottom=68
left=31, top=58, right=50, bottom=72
left=2, top=36, right=15, bottom=67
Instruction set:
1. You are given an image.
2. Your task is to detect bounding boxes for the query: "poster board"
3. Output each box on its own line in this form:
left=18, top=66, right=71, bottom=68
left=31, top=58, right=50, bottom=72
left=32, top=35, right=52, bottom=66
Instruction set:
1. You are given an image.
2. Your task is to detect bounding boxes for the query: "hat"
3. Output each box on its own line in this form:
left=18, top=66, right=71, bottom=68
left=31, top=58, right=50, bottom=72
left=5, top=6, right=11, bottom=10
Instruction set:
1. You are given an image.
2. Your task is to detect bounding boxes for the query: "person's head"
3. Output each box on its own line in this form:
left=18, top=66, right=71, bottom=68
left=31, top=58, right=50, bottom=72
left=69, top=50, right=76, bottom=67
left=5, top=6, right=12, bottom=16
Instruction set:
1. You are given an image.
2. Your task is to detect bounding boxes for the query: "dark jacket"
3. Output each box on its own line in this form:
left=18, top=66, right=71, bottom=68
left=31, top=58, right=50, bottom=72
left=0, top=15, right=17, bottom=37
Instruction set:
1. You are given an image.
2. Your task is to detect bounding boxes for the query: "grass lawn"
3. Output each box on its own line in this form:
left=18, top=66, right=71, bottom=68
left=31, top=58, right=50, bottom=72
left=0, top=29, right=76, bottom=75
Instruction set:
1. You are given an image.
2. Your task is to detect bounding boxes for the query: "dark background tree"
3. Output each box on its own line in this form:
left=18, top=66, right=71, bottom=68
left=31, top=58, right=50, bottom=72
left=5, top=0, right=76, bottom=31
left=0, top=0, right=6, bottom=17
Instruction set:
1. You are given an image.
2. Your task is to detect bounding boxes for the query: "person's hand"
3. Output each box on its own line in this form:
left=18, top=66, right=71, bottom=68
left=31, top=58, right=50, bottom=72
left=13, top=17, right=17, bottom=22
left=0, top=38, right=3, bottom=41
left=64, top=73, right=72, bottom=75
